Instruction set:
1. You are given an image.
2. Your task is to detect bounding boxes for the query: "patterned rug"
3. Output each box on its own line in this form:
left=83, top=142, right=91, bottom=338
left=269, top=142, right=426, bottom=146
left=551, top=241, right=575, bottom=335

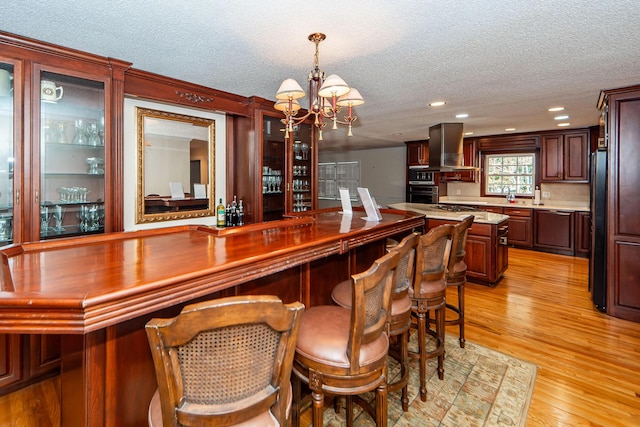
left=318, top=333, right=537, bottom=426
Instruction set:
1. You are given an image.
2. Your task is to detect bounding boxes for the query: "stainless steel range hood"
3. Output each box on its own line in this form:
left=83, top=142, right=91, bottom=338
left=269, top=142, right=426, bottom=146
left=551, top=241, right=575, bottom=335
left=426, top=123, right=479, bottom=172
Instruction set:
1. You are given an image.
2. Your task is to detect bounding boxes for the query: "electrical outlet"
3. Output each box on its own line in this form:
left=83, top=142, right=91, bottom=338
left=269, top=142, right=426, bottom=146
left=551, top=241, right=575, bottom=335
left=456, top=189, right=461, bottom=195
left=542, top=191, right=550, bottom=198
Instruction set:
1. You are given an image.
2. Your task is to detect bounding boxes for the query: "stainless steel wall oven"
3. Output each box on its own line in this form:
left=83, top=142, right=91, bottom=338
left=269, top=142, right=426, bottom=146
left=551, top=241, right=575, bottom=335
left=408, top=184, right=438, bottom=204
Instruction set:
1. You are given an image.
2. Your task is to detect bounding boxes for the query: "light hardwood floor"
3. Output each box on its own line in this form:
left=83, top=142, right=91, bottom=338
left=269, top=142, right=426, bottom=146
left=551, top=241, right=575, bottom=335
left=1, top=248, right=639, bottom=426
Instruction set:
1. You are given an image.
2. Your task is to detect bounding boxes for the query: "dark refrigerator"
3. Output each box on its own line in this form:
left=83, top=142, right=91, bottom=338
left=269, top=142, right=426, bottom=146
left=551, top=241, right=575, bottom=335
left=589, top=148, right=607, bottom=311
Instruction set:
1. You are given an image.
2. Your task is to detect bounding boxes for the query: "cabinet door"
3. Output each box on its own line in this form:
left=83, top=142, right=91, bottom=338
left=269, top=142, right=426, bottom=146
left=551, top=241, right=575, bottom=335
left=0, top=334, right=21, bottom=388
left=0, top=60, right=17, bottom=246
left=28, top=334, right=61, bottom=378
left=575, top=211, right=591, bottom=256
left=534, top=210, right=575, bottom=254
left=541, top=135, right=563, bottom=181
left=261, top=114, right=286, bottom=222
left=563, top=132, right=589, bottom=181
left=504, top=207, right=532, bottom=247
left=443, top=139, right=477, bottom=182
left=35, top=68, right=110, bottom=241
left=406, top=141, right=428, bottom=166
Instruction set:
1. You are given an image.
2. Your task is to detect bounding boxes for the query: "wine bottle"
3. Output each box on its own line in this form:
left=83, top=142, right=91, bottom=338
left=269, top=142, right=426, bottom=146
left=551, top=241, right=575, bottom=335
left=216, top=198, right=225, bottom=227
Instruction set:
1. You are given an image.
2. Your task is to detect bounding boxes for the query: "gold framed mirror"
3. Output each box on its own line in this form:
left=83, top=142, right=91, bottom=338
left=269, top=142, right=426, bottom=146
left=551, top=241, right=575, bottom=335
left=136, top=107, right=215, bottom=223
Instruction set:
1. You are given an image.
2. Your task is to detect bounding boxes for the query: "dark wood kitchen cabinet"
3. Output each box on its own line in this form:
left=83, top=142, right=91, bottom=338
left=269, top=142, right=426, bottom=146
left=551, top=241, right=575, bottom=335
left=406, top=140, right=429, bottom=166
left=534, top=209, right=575, bottom=256
left=504, top=207, right=532, bottom=248
left=427, top=218, right=508, bottom=285
left=575, top=211, right=591, bottom=257
left=598, top=85, right=640, bottom=322
left=541, top=130, right=590, bottom=182
left=441, top=139, right=477, bottom=182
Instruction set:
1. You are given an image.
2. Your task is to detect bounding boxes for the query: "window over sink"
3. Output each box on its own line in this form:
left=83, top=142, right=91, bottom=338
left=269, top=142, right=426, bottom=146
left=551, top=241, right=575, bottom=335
left=485, top=153, right=535, bottom=196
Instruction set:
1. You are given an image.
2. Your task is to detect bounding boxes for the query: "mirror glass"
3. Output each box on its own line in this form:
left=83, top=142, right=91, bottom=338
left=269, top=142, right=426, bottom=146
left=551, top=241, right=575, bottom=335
left=136, top=107, right=215, bottom=223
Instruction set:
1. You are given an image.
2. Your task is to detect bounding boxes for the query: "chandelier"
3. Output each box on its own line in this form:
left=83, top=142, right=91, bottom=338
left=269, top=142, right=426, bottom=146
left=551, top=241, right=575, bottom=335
left=274, top=33, right=364, bottom=141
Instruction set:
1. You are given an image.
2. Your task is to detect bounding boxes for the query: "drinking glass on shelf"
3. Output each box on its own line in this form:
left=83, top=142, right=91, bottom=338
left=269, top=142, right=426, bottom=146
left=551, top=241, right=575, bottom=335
left=52, top=205, right=65, bottom=233
left=73, top=119, right=88, bottom=145
left=40, top=206, right=51, bottom=235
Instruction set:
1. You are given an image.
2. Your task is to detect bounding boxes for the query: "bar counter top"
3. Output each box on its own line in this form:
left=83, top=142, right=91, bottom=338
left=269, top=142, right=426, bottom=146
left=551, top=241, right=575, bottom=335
left=0, top=208, right=424, bottom=334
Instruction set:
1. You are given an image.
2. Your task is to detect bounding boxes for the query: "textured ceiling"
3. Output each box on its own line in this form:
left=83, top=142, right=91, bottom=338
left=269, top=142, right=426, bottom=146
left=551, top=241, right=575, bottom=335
left=2, top=0, right=639, bottom=151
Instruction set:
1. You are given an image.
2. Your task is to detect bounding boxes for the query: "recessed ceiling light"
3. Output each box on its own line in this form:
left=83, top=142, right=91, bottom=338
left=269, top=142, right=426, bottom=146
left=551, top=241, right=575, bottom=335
left=554, top=115, right=569, bottom=120
left=392, top=132, right=403, bottom=136
left=456, top=113, right=469, bottom=118
left=429, top=101, right=446, bottom=107
left=505, top=128, right=516, bottom=131
left=557, top=122, right=571, bottom=127
left=548, top=107, right=565, bottom=112
left=464, top=131, right=474, bottom=136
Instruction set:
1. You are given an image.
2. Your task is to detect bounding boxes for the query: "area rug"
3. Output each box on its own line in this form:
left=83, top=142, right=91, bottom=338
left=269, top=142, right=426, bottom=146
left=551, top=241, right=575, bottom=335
left=318, top=333, right=537, bottom=426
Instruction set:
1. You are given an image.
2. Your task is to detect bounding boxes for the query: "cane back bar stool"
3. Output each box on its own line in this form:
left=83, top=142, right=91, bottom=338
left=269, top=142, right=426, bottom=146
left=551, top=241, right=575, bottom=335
left=145, top=295, right=304, bottom=427
left=445, top=215, right=474, bottom=348
left=332, top=232, right=420, bottom=412
left=410, top=224, right=453, bottom=402
left=293, top=250, right=399, bottom=427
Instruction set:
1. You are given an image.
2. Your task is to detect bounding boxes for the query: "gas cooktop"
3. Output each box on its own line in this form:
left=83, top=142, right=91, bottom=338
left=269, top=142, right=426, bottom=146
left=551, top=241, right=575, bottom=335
left=433, top=204, right=481, bottom=213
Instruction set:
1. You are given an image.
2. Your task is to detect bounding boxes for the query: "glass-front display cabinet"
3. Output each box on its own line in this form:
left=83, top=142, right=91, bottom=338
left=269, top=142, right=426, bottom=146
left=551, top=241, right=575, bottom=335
left=261, top=113, right=314, bottom=221
left=39, top=70, right=107, bottom=239
left=0, top=61, right=15, bottom=246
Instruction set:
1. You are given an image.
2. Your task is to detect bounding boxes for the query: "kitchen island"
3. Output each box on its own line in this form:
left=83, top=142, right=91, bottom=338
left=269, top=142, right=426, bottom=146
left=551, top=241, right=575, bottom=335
left=0, top=208, right=424, bottom=426
left=389, top=203, right=510, bottom=285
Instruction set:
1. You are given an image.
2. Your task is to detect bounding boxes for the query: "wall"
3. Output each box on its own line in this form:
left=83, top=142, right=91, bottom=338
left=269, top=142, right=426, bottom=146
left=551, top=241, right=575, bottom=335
left=446, top=181, right=590, bottom=202
left=123, top=98, right=227, bottom=231
left=319, top=146, right=406, bottom=208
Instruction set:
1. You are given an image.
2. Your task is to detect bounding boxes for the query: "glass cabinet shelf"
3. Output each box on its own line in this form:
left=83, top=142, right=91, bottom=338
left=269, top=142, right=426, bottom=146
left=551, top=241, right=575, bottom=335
left=39, top=71, right=106, bottom=240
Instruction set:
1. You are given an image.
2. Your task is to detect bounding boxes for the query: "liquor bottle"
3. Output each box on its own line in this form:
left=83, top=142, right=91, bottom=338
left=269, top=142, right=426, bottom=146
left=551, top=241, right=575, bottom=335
left=225, top=203, right=232, bottom=227
left=216, top=198, right=225, bottom=227
left=237, top=200, right=244, bottom=226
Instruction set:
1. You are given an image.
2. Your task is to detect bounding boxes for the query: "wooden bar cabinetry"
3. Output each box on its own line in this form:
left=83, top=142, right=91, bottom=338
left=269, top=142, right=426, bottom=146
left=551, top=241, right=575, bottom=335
left=232, top=97, right=317, bottom=223
left=0, top=30, right=130, bottom=396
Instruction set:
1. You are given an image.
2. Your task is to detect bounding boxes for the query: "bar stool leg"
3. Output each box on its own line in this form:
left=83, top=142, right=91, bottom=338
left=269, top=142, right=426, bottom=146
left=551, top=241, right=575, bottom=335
left=416, top=310, right=428, bottom=402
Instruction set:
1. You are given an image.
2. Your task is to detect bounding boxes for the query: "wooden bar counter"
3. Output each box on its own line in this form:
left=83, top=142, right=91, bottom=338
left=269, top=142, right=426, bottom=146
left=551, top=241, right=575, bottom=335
left=0, top=208, right=424, bottom=426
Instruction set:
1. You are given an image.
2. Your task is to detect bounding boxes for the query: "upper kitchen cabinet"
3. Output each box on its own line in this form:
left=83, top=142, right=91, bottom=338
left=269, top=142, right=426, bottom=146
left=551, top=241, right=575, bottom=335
left=540, top=130, right=590, bottom=182
left=442, top=138, right=477, bottom=182
left=0, top=31, right=130, bottom=243
left=406, top=140, right=429, bottom=166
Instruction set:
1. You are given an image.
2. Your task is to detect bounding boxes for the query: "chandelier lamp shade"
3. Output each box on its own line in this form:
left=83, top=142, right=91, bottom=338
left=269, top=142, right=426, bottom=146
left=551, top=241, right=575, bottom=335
left=274, top=33, right=364, bottom=140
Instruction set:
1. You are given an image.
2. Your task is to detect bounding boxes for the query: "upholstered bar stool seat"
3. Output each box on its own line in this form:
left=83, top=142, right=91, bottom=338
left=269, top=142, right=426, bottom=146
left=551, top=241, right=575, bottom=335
left=332, top=232, right=419, bottom=411
left=293, top=251, right=398, bottom=427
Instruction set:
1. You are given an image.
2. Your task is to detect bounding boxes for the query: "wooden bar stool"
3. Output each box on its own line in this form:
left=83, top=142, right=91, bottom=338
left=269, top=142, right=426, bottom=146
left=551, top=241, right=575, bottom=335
left=332, top=232, right=420, bottom=411
left=293, top=250, right=398, bottom=427
left=145, top=295, right=304, bottom=427
left=445, top=215, right=474, bottom=348
left=410, top=224, right=453, bottom=402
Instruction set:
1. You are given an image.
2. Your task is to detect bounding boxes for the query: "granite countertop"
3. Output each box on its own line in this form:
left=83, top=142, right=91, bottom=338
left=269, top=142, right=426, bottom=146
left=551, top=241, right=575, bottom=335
left=388, top=203, right=509, bottom=225
left=438, top=196, right=590, bottom=212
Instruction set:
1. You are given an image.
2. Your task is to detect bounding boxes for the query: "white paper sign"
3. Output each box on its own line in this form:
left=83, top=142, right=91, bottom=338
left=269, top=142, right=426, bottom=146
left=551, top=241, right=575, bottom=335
left=193, top=183, right=207, bottom=199
left=357, top=187, right=382, bottom=221
left=169, top=182, right=185, bottom=200
left=339, top=188, right=353, bottom=215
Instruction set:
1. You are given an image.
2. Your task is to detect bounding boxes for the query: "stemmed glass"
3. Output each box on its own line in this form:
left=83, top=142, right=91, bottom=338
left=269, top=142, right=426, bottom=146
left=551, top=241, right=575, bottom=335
left=52, top=205, right=65, bottom=233
left=40, top=206, right=51, bottom=235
